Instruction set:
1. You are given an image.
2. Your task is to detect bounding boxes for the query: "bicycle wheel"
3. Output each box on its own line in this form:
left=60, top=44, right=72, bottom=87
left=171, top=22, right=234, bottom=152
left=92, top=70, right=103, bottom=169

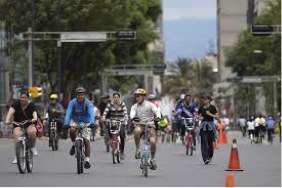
left=189, top=137, right=193, bottom=156
left=185, top=136, right=189, bottom=155
left=143, top=154, right=148, bottom=177
left=75, top=140, right=83, bottom=174
left=15, top=141, right=26, bottom=174
left=26, top=147, right=33, bottom=173
left=50, top=131, right=56, bottom=151
left=54, top=131, right=59, bottom=151
left=116, top=142, right=120, bottom=163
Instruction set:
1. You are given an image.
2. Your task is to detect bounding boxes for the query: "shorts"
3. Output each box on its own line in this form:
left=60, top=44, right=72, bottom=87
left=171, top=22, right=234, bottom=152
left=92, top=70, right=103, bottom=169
left=70, top=119, right=91, bottom=141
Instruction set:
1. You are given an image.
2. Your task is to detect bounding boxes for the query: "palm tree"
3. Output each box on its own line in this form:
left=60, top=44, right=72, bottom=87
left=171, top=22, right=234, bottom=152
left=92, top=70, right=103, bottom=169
left=163, top=58, right=215, bottom=98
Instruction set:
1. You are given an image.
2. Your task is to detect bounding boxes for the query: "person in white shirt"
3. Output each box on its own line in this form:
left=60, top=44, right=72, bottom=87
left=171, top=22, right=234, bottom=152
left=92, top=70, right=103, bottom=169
left=130, top=88, right=161, bottom=170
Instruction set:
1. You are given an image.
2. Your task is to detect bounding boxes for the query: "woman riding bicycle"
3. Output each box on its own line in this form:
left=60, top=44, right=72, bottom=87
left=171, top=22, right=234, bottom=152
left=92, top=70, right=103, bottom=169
left=5, top=91, right=39, bottom=164
left=102, top=92, right=128, bottom=160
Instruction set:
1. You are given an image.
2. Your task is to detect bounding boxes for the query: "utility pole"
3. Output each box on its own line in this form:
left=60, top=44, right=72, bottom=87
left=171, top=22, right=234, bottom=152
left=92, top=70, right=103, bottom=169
left=28, top=27, right=33, bottom=87
left=57, top=0, right=62, bottom=94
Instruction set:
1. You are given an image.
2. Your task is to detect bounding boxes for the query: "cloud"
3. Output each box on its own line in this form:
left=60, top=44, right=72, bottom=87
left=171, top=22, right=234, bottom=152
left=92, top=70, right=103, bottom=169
left=163, top=0, right=216, bottom=21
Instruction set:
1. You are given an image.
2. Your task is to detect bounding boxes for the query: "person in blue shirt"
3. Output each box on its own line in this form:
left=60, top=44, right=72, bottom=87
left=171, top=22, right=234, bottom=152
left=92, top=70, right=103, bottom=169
left=175, top=92, right=198, bottom=147
left=64, top=87, right=95, bottom=169
left=266, top=116, right=275, bottom=144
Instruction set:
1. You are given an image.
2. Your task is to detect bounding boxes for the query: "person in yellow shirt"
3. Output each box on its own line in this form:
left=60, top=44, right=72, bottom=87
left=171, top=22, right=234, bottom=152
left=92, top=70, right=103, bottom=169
left=254, top=114, right=266, bottom=143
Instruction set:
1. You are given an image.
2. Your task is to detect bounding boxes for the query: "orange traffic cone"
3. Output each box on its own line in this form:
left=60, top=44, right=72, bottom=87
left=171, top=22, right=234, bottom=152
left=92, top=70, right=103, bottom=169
left=222, top=129, right=228, bottom=144
left=225, top=139, right=243, bottom=171
left=225, top=172, right=235, bottom=187
left=218, top=129, right=228, bottom=144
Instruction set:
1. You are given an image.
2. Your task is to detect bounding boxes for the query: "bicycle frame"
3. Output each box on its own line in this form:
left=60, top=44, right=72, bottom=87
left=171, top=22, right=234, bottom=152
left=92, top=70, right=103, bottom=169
left=49, top=118, right=59, bottom=151
left=135, top=121, right=155, bottom=177
left=108, top=119, right=123, bottom=164
left=74, top=123, right=87, bottom=174
left=182, top=118, right=195, bottom=156
left=12, top=120, right=33, bottom=174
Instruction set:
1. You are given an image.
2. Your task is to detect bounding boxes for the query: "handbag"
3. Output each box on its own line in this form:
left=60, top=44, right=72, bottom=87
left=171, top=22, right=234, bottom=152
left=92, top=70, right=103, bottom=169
left=22, top=108, right=44, bottom=137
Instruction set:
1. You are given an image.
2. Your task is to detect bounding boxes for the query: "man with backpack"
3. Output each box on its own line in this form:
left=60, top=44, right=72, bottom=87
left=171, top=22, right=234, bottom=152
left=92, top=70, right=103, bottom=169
left=64, top=87, right=95, bottom=169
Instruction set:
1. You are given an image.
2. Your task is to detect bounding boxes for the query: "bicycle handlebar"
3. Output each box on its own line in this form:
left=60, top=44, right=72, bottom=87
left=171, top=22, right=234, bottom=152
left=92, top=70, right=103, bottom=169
left=10, top=120, right=35, bottom=127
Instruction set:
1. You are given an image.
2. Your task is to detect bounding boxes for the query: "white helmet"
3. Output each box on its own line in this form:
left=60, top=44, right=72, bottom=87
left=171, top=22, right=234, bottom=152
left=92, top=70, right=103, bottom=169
left=148, top=94, right=156, bottom=100
left=180, top=94, right=185, bottom=100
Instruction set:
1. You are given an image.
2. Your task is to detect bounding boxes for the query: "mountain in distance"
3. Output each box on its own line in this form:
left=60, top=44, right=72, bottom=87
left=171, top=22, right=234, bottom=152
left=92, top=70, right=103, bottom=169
left=163, top=18, right=216, bottom=63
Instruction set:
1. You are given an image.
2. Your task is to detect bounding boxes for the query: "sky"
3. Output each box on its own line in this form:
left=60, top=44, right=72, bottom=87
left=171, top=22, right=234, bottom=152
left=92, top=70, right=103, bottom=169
left=162, top=0, right=217, bottom=62
left=163, top=0, right=216, bottom=21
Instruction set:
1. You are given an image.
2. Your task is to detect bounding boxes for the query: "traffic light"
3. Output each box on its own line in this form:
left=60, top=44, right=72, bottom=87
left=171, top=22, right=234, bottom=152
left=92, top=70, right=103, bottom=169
left=28, top=87, right=42, bottom=98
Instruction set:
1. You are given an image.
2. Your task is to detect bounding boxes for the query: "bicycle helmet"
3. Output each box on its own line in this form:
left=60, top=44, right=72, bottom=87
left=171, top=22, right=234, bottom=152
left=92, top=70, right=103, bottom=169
left=50, top=94, right=58, bottom=99
left=75, top=87, right=87, bottom=94
left=134, top=88, right=147, bottom=96
left=148, top=94, right=156, bottom=100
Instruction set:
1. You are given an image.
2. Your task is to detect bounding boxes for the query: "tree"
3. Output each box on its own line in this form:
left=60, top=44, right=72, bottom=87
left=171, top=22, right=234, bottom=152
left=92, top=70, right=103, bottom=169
left=225, top=0, right=281, bottom=115
left=163, top=58, right=215, bottom=99
left=0, top=0, right=162, bottom=97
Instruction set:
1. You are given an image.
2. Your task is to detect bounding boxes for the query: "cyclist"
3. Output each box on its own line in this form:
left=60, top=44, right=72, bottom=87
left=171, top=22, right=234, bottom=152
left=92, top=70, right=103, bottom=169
left=247, top=116, right=255, bottom=140
left=175, top=92, right=198, bottom=147
left=97, top=94, right=111, bottom=152
left=130, top=88, right=161, bottom=170
left=254, top=113, right=266, bottom=143
left=46, top=93, right=65, bottom=146
left=148, top=94, right=161, bottom=109
left=237, top=116, right=247, bottom=137
left=175, top=93, right=185, bottom=110
left=102, top=92, right=128, bottom=159
left=63, top=87, right=95, bottom=169
left=266, top=116, right=275, bottom=144
left=5, top=91, right=39, bottom=164
left=195, top=93, right=219, bottom=165
left=97, top=94, right=111, bottom=136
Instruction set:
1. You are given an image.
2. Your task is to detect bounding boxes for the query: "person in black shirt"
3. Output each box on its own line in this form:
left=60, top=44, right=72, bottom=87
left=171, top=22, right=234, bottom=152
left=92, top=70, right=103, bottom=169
left=5, top=91, right=39, bottom=164
left=195, top=93, right=219, bottom=165
left=97, top=94, right=110, bottom=136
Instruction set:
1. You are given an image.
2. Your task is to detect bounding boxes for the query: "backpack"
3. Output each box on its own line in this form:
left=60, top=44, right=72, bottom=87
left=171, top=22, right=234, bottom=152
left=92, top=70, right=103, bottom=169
left=72, top=99, right=88, bottom=114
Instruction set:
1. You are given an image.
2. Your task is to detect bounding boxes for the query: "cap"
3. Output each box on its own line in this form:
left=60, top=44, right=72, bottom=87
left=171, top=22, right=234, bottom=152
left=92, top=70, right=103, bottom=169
left=201, top=93, right=212, bottom=100
left=101, top=94, right=110, bottom=99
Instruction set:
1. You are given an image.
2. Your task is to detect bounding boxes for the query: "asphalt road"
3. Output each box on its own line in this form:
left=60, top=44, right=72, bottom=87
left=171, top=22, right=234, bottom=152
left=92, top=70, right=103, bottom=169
left=0, top=131, right=280, bottom=187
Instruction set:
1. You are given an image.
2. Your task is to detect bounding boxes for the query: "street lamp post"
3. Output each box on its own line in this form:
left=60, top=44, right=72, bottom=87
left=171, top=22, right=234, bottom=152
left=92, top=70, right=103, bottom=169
left=254, top=49, right=279, bottom=115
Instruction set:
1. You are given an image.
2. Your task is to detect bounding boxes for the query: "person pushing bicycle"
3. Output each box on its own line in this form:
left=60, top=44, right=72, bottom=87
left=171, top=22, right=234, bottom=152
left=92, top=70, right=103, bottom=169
left=63, top=87, right=95, bottom=169
left=130, top=88, right=162, bottom=170
left=102, top=92, right=128, bottom=160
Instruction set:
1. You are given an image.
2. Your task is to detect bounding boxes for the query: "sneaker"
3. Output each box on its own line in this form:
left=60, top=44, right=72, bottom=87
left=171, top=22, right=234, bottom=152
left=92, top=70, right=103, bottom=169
left=150, top=159, right=157, bottom=170
left=31, top=147, right=38, bottom=156
left=204, top=159, right=210, bottom=165
left=69, top=145, right=75, bottom=156
left=12, top=157, right=17, bottom=164
left=135, top=150, right=141, bottom=159
left=84, top=161, right=91, bottom=169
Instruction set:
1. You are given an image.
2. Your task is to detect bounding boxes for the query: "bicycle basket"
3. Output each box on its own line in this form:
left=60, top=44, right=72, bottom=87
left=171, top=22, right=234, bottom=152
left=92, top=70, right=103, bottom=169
left=109, top=119, right=121, bottom=134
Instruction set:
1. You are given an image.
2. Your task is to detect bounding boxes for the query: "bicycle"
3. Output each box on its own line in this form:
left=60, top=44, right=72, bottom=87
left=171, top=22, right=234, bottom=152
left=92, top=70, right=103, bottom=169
left=107, top=118, right=123, bottom=164
left=11, top=120, right=34, bottom=174
left=74, top=122, right=90, bottom=174
left=182, top=118, right=195, bottom=156
left=49, top=118, right=61, bottom=151
left=134, top=118, right=157, bottom=177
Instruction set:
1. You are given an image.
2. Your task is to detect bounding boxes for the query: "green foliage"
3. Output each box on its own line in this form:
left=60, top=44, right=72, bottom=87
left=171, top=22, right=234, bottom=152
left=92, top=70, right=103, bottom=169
left=163, top=58, right=215, bottom=98
left=225, top=0, right=281, bottom=114
left=0, top=0, right=162, bottom=96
